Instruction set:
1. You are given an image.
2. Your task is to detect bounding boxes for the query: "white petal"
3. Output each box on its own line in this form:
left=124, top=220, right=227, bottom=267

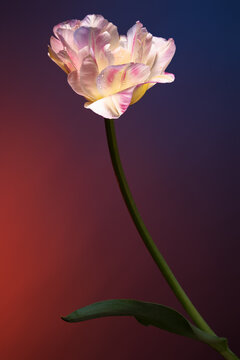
left=84, top=87, right=135, bottom=119
left=97, top=63, right=150, bottom=97
left=104, top=22, right=119, bottom=50
left=150, top=72, right=175, bottom=83
left=80, top=14, right=108, bottom=30
left=149, top=38, right=176, bottom=77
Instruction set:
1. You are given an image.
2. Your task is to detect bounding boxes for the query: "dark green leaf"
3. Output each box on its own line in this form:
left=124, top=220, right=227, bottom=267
left=62, top=299, right=227, bottom=352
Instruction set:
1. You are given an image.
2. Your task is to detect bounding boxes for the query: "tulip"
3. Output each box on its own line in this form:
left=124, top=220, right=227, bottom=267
left=48, top=14, right=176, bottom=119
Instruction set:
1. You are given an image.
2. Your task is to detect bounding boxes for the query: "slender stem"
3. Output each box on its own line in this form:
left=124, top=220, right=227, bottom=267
left=104, top=118, right=213, bottom=333
left=104, top=118, right=239, bottom=360
left=220, top=349, right=240, bottom=360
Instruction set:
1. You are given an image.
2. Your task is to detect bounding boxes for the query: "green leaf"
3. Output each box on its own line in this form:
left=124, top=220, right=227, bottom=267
left=62, top=299, right=227, bottom=352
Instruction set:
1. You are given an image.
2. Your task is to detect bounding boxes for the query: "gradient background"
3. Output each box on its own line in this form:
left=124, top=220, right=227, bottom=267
left=1, top=0, right=240, bottom=359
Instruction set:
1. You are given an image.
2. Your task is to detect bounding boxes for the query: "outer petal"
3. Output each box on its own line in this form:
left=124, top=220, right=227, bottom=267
left=48, top=46, right=70, bottom=74
left=148, top=38, right=176, bottom=78
left=50, top=36, right=64, bottom=53
left=150, top=72, right=175, bottom=83
left=68, top=55, right=100, bottom=101
left=131, top=72, right=175, bottom=104
left=80, top=14, right=108, bottom=30
left=84, top=87, right=135, bottom=119
left=126, top=21, right=152, bottom=63
left=130, top=83, right=149, bottom=104
left=53, top=19, right=81, bottom=39
left=97, top=63, right=150, bottom=97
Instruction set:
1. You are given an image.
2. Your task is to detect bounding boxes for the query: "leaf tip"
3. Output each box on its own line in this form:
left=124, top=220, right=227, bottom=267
left=61, top=315, right=70, bottom=322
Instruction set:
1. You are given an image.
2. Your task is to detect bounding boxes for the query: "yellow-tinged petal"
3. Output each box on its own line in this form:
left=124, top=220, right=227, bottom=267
left=48, top=46, right=70, bottom=74
left=130, top=83, right=149, bottom=105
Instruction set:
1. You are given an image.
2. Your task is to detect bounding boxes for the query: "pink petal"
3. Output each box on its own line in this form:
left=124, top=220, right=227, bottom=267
left=73, top=27, right=91, bottom=50
left=84, top=87, right=135, bottom=119
left=67, top=55, right=100, bottom=101
left=50, top=36, right=63, bottom=53
left=53, top=19, right=81, bottom=39
left=97, top=63, right=150, bottom=97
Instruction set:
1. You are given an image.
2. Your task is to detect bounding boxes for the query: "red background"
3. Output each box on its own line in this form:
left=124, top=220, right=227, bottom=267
left=1, top=0, right=240, bottom=359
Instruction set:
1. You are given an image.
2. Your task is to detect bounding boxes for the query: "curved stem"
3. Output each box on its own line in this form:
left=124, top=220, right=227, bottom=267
left=104, top=118, right=239, bottom=360
left=104, top=118, right=213, bottom=333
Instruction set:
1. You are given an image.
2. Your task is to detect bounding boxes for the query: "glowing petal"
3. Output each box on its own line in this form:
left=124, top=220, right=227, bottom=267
left=126, top=21, right=152, bottom=63
left=94, top=31, right=113, bottom=72
left=48, top=46, right=69, bottom=74
left=68, top=55, right=100, bottom=101
left=50, top=36, right=63, bottom=53
left=97, top=63, right=150, bottom=97
left=53, top=19, right=81, bottom=39
left=150, top=72, right=175, bottom=83
left=80, top=14, right=108, bottom=30
left=130, top=83, right=149, bottom=104
left=74, top=27, right=91, bottom=50
left=149, top=38, right=176, bottom=77
left=84, top=87, right=135, bottom=119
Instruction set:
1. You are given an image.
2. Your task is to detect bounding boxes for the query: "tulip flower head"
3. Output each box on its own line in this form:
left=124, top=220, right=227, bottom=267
left=48, top=15, right=176, bottom=119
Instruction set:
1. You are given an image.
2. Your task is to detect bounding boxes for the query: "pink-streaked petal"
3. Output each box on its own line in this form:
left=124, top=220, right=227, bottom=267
left=57, top=28, right=77, bottom=50
left=149, top=38, right=176, bottom=77
left=127, top=21, right=143, bottom=59
left=126, top=21, right=152, bottom=63
left=50, top=36, right=64, bottom=53
left=53, top=19, right=81, bottom=39
left=56, top=29, right=82, bottom=69
left=68, top=55, right=100, bottom=101
left=84, top=86, right=135, bottom=119
left=97, top=63, right=150, bottom=97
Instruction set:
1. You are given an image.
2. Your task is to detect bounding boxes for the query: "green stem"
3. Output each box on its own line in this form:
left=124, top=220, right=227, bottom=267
left=220, top=349, right=240, bottom=360
left=104, top=118, right=239, bottom=360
